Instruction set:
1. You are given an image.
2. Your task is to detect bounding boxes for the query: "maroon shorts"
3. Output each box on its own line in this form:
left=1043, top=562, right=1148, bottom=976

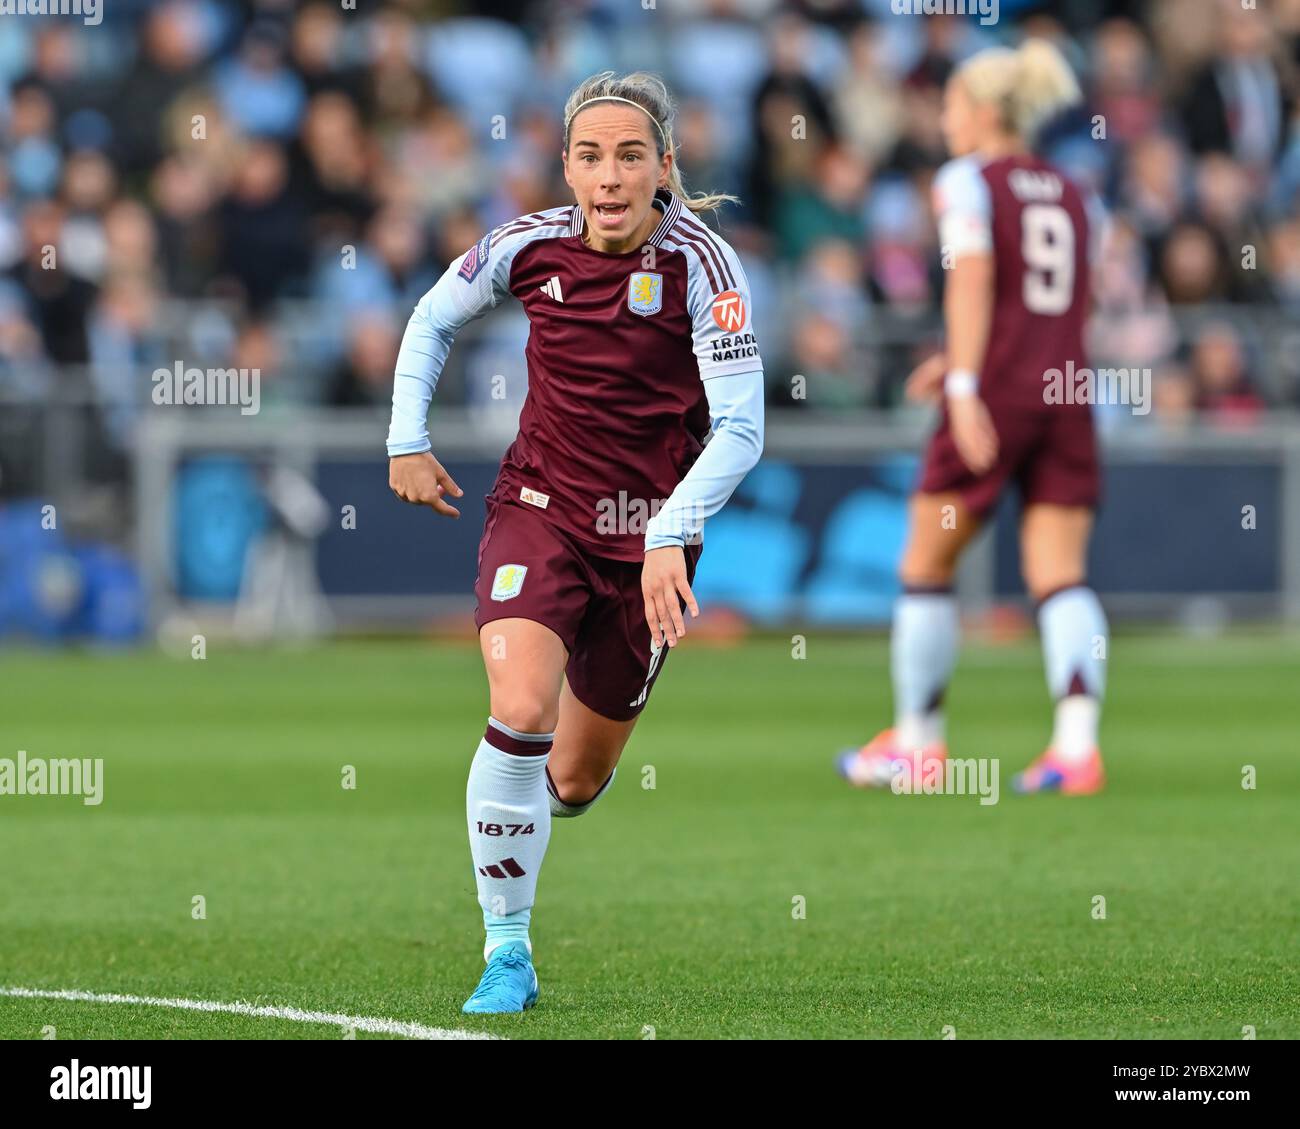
left=918, top=402, right=1100, bottom=518
left=473, top=498, right=701, bottom=723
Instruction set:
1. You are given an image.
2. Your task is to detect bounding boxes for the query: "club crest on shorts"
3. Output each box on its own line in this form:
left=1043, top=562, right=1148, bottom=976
left=490, top=564, right=527, bottom=602
left=627, top=272, right=662, bottom=317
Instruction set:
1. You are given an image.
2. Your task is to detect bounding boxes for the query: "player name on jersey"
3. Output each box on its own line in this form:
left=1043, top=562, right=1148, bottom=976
left=1008, top=168, right=1065, bottom=203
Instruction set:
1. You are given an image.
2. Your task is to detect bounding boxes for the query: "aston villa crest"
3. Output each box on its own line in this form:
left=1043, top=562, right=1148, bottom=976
left=627, top=271, right=663, bottom=317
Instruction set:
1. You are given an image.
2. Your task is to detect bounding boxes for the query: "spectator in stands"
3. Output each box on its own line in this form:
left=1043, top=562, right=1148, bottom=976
left=1090, top=19, right=1163, bottom=145
left=1193, top=153, right=1272, bottom=302
left=775, top=143, right=867, bottom=265
left=111, top=2, right=212, bottom=177
left=150, top=155, right=221, bottom=298
left=215, top=140, right=308, bottom=309
left=0, top=0, right=1297, bottom=444
left=747, top=13, right=839, bottom=231
left=5, top=199, right=97, bottom=365
left=834, top=21, right=904, bottom=168
left=1157, top=221, right=1232, bottom=304
left=1151, top=362, right=1198, bottom=431
left=1189, top=322, right=1266, bottom=428
left=792, top=310, right=867, bottom=409
left=1267, top=214, right=1300, bottom=309
left=326, top=313, right=401, bottom=407
left=213, top=21, right=306, bottom=142
left=1182, top=0, right=1293, bottom=181
left=88, top=271, right=165, bottom=448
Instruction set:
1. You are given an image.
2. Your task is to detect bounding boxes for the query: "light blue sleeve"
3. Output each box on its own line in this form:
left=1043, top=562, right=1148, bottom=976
left=933, top=156, right=993, bottom=258
left=386, top=280, right=458, bottom=456
left=386, top=230, right=510, bottom=457
left=644, top=369, right=765, bottom=552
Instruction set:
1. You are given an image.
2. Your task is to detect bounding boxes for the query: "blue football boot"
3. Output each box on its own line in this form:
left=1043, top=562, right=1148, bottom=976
left=461, top=941, right=539, bottom=1014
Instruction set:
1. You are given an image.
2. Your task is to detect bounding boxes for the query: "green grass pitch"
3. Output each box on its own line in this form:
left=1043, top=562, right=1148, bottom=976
left=1, top=632, right=1297, bottom=1040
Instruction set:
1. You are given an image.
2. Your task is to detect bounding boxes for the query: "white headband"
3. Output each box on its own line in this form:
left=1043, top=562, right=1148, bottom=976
left=564, top=96, right=666, bottom=146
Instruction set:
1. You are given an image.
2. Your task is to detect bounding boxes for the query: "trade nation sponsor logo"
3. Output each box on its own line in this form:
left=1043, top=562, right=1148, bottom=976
left=712, top=331, right=759, bottom=365
left=710, top=290, right=759, bottom=364
left=710, top=290, right=746, bottom=332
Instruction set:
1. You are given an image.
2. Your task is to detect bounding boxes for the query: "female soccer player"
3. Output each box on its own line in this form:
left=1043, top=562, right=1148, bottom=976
left=387, top=72, right=764, bottom=1012
left=837, top=40, right=1110, bottom=796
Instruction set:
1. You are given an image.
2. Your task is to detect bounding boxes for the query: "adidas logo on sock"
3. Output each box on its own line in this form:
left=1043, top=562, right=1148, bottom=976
left=478, top=857, right=526, bottom=878
left=538, top=276, right=564, bottom=302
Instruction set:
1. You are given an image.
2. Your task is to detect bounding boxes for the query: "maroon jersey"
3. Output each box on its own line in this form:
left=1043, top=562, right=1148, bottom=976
left=934, top=153, right=1093, bottom=408
left=922, top=154, right=1102, bottom=515
left=443, top=189, right=762, bottom=561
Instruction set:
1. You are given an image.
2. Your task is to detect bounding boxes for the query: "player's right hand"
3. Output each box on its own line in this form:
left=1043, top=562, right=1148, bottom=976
left=948, top=394, right=999, bottom=476
left=389, top=451, right=464, bottom=518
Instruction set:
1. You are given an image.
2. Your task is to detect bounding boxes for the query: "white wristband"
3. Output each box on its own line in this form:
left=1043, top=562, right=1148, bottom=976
left=945, top=369, right=979, bottom=398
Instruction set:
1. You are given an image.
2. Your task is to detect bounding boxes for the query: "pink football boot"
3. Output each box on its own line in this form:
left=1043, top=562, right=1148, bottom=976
left=836, top=728, right=947, bottom=790
left=1012, top=748, right=1105, bottom=795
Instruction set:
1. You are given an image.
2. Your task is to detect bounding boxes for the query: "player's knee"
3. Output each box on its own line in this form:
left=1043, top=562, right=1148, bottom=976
left=898, top=551, right=956, bottom=590
left=549, top=768, right=604, bottom=806
left=1021, top=548, right=1083, bottom=603
left=489, top=695, right=558, bottom=737
left=1023, top=562, right=1085, bottom=604
left=899, top=533, right=959, bottom=587
left=548, top=764, right=615, bottom=816
left=1028, top=579, right=1087, bottom=605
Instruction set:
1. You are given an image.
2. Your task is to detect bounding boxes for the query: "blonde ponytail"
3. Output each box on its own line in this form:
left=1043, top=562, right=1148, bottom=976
left=562, top=70, right=739, bottom=215
left=957, top=39, right=1082, bottom=141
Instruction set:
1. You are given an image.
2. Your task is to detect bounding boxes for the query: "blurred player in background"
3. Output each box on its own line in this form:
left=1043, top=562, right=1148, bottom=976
left=388, top=72, right=764, bottom=1012
left=837, top=40, right=1110, bottom=796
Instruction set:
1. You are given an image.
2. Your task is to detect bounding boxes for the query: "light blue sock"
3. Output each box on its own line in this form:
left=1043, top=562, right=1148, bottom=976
left=892, top=589, right=959, bottom=749
left=1038, top=586, right=1109, bottom=761
left=467, top=719, right=553, bottom=960
left=1038, top=585, right=1109, bottom=699
left=483, top=906, right=532, bottom=955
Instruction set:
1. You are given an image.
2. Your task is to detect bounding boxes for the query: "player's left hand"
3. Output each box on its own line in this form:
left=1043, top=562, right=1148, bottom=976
left=642, top=546, right=699, bottom=650
left=948, top=393, right=1000, bottom=475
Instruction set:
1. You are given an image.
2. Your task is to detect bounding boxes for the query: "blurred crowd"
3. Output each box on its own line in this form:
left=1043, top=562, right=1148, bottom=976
left=1, top=0, right=1299, bottom=468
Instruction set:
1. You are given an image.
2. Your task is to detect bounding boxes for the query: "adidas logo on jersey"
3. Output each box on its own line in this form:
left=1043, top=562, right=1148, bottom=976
left=538, top=276, right=564, bottom=302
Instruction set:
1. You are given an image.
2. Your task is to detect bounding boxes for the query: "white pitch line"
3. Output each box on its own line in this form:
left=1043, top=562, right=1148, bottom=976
left=0, top=986, right=499, bottom=1040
